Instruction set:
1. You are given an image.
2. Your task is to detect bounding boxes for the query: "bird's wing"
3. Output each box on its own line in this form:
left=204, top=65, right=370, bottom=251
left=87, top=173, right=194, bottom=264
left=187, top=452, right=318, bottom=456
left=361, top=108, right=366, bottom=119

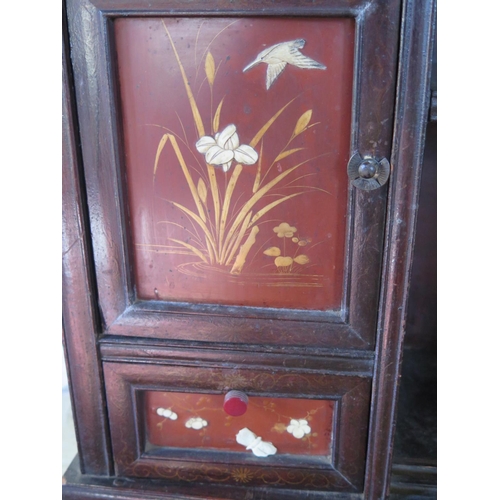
left=266, top=62, right=287, bottom=89
left=267, top=39, right=305, bottom=59
left=288, top=49, right=326, bottom=70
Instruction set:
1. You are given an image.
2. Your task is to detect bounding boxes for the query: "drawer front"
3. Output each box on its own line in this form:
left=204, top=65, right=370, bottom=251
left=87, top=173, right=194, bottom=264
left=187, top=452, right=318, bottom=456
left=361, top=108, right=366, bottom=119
left=103, top=361, right=371, bottom=492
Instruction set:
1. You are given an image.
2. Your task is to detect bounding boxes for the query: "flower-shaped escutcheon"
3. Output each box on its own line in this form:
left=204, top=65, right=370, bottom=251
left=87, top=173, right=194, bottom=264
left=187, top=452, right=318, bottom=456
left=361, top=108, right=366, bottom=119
left=185, top=417, right=208, bottom=430
left=273, top=222, right=297, bottom=238
left=287, top=419, right=311, bottom=439
left=195, top=124, right=258, bottom=173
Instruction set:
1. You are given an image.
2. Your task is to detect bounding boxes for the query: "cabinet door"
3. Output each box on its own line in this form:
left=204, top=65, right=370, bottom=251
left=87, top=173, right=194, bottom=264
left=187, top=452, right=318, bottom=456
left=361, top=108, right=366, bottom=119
left=66, top=0, right=401, bottom=352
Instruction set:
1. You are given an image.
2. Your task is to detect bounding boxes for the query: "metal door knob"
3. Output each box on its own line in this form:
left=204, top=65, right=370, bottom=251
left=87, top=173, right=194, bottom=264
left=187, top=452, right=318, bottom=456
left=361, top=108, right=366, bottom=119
left=347, top=152, right=390, bottom=190
left=223, top=390, right=249, bottom=416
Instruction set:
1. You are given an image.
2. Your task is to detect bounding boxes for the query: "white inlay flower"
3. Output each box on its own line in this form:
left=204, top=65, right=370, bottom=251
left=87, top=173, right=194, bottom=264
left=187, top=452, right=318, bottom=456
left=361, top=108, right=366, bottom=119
left=156, top=408, right=178, bottom=420
left=236, top=428, right=277, bottom=457
left=185, top=417, right=208, bottom=430
left=286, top=419, right=311, bottom=439
left=195, top=124, right=258, bottom=173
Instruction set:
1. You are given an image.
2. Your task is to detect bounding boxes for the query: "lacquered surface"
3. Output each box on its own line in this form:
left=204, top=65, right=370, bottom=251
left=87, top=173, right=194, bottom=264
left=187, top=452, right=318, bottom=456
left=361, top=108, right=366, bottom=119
left=145, top=391, right=334, bottom=457
left=115, top=17, right=354, bottom=310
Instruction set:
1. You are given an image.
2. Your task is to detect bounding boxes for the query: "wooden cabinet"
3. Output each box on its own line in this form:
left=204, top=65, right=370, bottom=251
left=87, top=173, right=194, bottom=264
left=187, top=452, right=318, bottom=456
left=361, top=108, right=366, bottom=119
left=62, top=1, right=435, bottom=498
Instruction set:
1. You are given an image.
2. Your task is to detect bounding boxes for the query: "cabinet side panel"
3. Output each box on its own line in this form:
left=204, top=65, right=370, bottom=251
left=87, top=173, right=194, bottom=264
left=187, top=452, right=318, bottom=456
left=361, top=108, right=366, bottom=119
left=62, top=11, right=113, bottom=475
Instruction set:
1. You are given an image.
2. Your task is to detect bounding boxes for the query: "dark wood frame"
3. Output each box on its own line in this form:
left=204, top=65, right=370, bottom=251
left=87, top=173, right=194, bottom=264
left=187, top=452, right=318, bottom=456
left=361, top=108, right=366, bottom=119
left=62, top=13, right=113, bottom=475
left=62, top=0, right=436, bottom=498
left=66, top=0, right=402, bottom=352
left=364, top=0, right=436, bottom=497
left=63, top=456, right=365, bottom=500
left=103, top=359, right=371, bottom=492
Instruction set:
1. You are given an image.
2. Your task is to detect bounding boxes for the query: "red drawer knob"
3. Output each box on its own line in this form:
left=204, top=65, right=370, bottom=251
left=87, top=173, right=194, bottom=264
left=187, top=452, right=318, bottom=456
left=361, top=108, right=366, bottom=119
left=223, top=390, right=249, bottom=416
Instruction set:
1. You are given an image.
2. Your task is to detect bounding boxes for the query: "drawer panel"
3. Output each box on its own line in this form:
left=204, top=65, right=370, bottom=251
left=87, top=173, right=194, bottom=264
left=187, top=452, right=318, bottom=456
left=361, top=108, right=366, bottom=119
left=103, top=360, right=371, bottom=492
left=146, top=390, right=334, bottom=457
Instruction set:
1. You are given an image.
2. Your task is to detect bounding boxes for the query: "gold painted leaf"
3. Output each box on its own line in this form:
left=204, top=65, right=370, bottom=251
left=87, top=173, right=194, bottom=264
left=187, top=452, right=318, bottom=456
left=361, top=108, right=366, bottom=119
left=153, top=134, right=169, bottom=177
left=275, top=256, right=293, bottom=267
left=294, top=254, right=310, bottom=265
left=162, top=23, right=205, bottom=137
left=230, top=226, right=259, bottom=275
left=205, top=52, right=215, bottom=87
left=222, top=160, right=307, bottom=257
left=219, top=164, right=243, bottom=252
left=171, top=202, right=216, bottom=256
left=250, top=193, right=304, bottom=227
left=167, top=134, right=207, bottom=223
left=293, top=109, right=312, bottom=137
left=263, top=247, right=281, bottom=257
left=252, top=141, right=264, bottom=193
left=274, top=147, right=305, bottom=163
left=249, top=97, right=297, bottom=148
left=213, top=96, right=225, bottom=133
left=223, top=211, right=252, bottom=266
left=170, top=238, right=208, bottom=264
left=197, top=178, right=208, bottom=203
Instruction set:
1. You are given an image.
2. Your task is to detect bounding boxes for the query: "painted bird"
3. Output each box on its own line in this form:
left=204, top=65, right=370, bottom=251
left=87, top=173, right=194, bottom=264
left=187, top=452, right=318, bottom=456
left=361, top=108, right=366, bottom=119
left=243, top=38, right=326, bottom=90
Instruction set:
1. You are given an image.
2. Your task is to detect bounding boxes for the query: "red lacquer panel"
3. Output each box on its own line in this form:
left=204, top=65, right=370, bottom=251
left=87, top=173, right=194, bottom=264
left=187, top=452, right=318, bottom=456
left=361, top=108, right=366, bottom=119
left=145, top=391, right=334, bottom=457
left=115, top=17, right=354, bottom=310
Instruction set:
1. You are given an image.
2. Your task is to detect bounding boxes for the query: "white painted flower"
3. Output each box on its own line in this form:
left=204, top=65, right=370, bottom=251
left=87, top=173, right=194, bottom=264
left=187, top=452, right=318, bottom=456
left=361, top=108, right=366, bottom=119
left=185, top=417, right=208, bottom=430
left=286, top=419, right=311, bottom=439
left=156, top=408, right=178, bottom=420
left=195, top=124, right=258, bottom=173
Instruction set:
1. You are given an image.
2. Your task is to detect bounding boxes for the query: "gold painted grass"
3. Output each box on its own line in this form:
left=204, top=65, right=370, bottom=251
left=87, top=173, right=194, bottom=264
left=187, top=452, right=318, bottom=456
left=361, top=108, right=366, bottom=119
left=169, top=239, right=209, bottom=264
left=219, top=164, right=243, bottom=253
left=162, top=21, right=205, bottom=138
left=154, top=25, right=325, bottom=274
